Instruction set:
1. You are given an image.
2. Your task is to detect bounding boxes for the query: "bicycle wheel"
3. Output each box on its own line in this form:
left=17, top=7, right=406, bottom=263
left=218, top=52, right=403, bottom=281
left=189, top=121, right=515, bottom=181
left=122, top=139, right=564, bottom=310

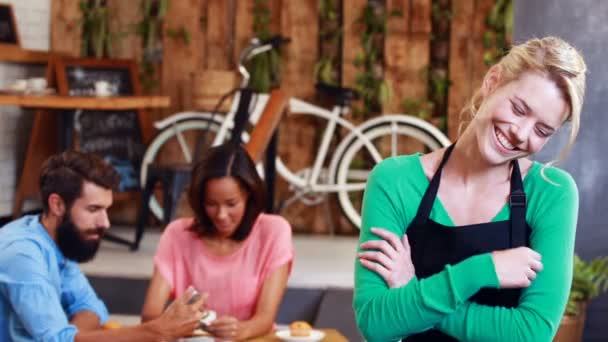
left=334, top=116, right=450, bottom=228
left=140, top=117, right=230, bottom=221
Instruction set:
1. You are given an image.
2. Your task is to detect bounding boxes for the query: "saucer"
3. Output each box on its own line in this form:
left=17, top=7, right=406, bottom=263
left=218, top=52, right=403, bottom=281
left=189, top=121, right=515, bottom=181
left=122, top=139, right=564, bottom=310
left=275, top=329, right=326, bottom=342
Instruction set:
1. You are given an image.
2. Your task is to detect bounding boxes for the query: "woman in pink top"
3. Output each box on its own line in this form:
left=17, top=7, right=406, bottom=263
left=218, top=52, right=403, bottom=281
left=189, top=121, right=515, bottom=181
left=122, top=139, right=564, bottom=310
left=141, top=143, right=294, bottom=340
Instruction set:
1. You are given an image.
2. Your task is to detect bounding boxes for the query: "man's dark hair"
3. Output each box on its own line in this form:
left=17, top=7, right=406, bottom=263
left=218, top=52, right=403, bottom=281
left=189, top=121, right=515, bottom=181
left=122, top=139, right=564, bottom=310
left=188, top=143, right=266, bottom=241
left=39, top=150, right=120, bottom=213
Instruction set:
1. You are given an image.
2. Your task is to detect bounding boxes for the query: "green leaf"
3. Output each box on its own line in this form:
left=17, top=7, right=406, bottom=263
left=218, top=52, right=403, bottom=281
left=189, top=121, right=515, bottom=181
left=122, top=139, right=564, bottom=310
left=158, top=0, right=169, bottom=19
left=378, top=81, right=391, bottom=105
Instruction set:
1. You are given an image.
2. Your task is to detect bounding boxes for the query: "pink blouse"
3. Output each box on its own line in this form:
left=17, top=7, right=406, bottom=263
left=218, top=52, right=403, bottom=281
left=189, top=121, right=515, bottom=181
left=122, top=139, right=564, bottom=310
left=154, top=213, right=294, bottom=321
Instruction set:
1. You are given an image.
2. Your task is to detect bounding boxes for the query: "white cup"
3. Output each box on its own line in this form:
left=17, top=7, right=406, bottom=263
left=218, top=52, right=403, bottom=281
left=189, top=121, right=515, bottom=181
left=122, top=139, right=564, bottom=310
left=11, top=79, right=27, bottom=91
left=27, top=78, right=47, bottom=93
left=94, top=80, right=112, bottom=97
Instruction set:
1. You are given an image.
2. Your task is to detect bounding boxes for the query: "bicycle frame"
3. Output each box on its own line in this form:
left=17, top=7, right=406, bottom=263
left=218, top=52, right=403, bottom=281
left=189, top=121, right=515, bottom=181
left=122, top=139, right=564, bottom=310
left=153, top=89, right=384, bottom=194
left=284, top=98, right=383, bottom=193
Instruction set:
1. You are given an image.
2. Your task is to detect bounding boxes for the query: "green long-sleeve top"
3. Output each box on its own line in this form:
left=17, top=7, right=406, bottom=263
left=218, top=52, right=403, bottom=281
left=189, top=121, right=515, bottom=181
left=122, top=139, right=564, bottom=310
left=353, top=154, right=579, bottom=342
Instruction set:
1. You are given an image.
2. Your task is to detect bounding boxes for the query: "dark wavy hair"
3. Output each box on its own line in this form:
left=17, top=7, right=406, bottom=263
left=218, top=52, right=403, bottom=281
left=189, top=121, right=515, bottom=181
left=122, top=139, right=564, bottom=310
left=188, top=143, right=266, bottom=241
left=39, top=150, right=120, bottom=213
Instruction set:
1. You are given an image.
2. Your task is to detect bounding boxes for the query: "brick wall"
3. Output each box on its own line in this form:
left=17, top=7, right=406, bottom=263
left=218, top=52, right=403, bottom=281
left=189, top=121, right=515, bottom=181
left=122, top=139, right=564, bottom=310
left=0, top=0, right=50, bottom=216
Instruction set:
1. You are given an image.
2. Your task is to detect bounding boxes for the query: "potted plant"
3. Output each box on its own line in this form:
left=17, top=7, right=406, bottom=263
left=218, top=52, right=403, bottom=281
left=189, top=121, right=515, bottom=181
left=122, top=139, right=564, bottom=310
left=554, top=254, right=608, bottom=342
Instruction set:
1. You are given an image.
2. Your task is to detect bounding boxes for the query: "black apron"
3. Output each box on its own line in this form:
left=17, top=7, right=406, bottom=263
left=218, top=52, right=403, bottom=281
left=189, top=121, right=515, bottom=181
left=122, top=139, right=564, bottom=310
left=403, top=145, right=530, bottom=341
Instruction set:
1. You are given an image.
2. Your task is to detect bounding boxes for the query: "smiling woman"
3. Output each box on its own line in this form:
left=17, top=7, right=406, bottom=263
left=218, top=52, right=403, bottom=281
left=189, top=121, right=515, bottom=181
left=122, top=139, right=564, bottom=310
left=353, top=36, right=587, bottom=342
left=141, top=143, right=294, bottom=341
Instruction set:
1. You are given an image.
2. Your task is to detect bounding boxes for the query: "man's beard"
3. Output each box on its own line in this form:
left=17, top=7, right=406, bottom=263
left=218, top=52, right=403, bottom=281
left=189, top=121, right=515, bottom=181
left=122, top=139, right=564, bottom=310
left=56, top=214, right=105, bottom=263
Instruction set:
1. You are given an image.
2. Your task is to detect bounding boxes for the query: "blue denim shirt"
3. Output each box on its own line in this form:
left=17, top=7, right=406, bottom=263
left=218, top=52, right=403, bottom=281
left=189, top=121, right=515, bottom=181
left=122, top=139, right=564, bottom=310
left=0, top=215, right=108, bottom=341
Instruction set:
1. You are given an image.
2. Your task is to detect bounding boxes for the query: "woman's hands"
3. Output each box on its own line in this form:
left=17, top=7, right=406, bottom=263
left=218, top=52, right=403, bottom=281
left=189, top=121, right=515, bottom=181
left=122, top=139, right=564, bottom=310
left=492, top=247, right=543, bottom=288
left=206, top=315, right=244, bottom=340
left=359, top=228, right=544, bottom=290
left=358, top=228, right=416, bottom=288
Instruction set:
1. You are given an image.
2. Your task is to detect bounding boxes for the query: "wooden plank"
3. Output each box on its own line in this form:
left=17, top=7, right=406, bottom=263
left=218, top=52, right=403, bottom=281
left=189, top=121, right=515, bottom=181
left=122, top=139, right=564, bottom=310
left=268, top=0, right=282, bottom=35
left=206, top=0, right=234, bottom=70
left=50, top=0, right=81, bottom=57
left=234, top=0, right=254, bottom=66
left=276, top=0, right=325, bottom=233
left=0, top=95, right=170, bottom=110
left=280, top=0, right=318, bottom=99
left=471, top=0, right=495, bottom=90
left=106, top=0, right=143, bottom=60
left=0, top=44, right=54, bottom=64
left=384, top=0, right=431, bottom=112
left=342, top=0, right=366, bottom=88
left=161, top=0, right=206, bottom=117
left=411, top=0, right=432, bottom=34
left=447, top=0, right=475, bottom=140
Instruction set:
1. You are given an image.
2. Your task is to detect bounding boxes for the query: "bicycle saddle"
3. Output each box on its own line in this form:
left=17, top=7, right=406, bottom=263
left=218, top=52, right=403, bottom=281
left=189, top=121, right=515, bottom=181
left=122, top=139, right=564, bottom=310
left=315, top=83, right=360, bottom=106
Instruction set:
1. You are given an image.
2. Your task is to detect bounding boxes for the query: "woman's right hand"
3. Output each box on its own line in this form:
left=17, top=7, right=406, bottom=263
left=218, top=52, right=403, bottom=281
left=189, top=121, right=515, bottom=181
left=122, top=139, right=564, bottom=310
left=154, top=287, right=208, bottom=339
left=492, top=247, right=543, bottom=288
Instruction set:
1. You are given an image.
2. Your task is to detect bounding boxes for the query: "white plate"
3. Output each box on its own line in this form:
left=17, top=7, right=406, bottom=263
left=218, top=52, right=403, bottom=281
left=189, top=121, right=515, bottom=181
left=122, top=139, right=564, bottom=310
left=175, top=337, right=214, bottom=342
left=275, top=329, right=326, bottom=342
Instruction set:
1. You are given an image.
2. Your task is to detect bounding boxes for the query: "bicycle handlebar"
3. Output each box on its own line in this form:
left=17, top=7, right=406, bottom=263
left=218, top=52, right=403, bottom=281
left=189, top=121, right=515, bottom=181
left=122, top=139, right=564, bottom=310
left=260, top=35, right=291, bottom=48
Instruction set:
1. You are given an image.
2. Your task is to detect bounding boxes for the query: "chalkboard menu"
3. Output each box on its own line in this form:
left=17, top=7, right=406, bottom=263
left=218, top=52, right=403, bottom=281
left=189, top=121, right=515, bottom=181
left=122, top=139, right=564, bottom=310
left=0, top=4, right=19, bottom=45
left=55, top=58, right=146, bottom=190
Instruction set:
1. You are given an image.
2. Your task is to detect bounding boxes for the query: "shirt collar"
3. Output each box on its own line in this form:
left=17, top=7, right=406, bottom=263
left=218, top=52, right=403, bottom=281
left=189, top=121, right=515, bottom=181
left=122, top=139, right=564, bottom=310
left=30, top=214, right=67, bottom=268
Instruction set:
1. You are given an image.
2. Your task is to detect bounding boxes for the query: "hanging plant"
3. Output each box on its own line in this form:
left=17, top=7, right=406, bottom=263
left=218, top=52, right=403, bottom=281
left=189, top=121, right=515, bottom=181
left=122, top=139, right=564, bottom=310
left=247, top=0, right=282, bottom=93
left=483, top=0, right=513, bottom=65
left=352, top=1, right=401, bottom=118
left=79, top=0, right=112, bottom=58
left=401, top=0, right=451, bottom=132
left=314, top=0, right=342, bottom=85
left=166, top=26, right=191, bottom=45
left=136, top=0, right=169, bottom=92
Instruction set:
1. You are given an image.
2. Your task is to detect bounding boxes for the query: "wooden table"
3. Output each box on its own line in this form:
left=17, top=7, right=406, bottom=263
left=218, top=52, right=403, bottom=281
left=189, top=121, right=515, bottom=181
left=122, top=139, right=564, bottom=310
left=0, top=94, right=170, bottom=110
left=180, top=329, right=349, bottom=342
left=248, top=329, right=348, bottom=342
left=3, top=94, right=170, bottom=218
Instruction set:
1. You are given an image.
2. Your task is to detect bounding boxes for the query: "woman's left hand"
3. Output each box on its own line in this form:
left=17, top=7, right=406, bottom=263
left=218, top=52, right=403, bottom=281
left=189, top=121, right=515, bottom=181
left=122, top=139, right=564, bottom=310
left=358, top=227, right=416, bottom=288
left=206, top=315, right=244, bottom=340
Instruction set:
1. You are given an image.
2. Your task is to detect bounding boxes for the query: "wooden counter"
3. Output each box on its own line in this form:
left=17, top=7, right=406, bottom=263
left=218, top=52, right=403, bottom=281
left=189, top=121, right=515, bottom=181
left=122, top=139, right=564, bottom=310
left=0, top=94, right=170, bottom=109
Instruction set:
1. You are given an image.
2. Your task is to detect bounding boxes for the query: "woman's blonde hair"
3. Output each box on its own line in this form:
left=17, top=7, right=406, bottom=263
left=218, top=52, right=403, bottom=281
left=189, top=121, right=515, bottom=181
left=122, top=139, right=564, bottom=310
left=459, top=36, right=587, bottom=163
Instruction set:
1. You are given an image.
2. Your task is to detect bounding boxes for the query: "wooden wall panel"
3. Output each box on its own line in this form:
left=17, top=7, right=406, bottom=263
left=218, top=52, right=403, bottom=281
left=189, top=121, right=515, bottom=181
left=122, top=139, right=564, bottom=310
left=161, top=0, right=206, bottom=117
left=278, top=0, right=324, bottom=233
left=51, top=0, right=81, bottom=57
left=342, top=0, right=366, bottom=88
left=48, top=0, right=497, bottom=233
left=447, top=1, right=475, bottom=139
left=206, top=0, right=234, bottom=70
left=384, top=0, right=431, bottom=112
left=234, top=0, right=254, bottom=67
left=280, top=0, right=318, bottom=98
left=471, top=0, right=495, bottom=92
left=447, top=0, right=494, bottom=139
left=268, top=0, right=282, bottom=36
left=107, top=0, right=142, bottom=60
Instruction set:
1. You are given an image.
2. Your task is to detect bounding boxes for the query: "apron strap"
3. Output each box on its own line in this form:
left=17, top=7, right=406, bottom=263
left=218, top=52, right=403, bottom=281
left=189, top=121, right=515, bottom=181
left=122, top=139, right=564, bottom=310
left=509, top=160, right=528, bottom=247
left=411, top=144, right=455, bottom=226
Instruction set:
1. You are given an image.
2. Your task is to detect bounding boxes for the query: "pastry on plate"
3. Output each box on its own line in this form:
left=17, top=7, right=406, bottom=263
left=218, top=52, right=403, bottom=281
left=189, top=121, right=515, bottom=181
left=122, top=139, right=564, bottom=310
left=289, top=321, right=312, bottom=337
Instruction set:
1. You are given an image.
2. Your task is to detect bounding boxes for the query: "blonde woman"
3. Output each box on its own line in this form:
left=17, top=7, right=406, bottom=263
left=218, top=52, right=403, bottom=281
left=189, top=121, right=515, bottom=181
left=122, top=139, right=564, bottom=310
left=354, top=36, right=586, bottom=341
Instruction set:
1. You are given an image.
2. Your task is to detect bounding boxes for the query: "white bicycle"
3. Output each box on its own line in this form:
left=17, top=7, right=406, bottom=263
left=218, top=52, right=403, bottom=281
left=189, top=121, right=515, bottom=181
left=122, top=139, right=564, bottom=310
left=140, top=36, right=451, bottom=229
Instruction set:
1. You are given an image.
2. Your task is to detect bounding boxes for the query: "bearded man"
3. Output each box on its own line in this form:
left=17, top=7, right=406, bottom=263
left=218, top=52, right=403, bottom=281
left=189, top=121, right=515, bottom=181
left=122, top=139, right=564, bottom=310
left=0, top=151, right=207, bottom=341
